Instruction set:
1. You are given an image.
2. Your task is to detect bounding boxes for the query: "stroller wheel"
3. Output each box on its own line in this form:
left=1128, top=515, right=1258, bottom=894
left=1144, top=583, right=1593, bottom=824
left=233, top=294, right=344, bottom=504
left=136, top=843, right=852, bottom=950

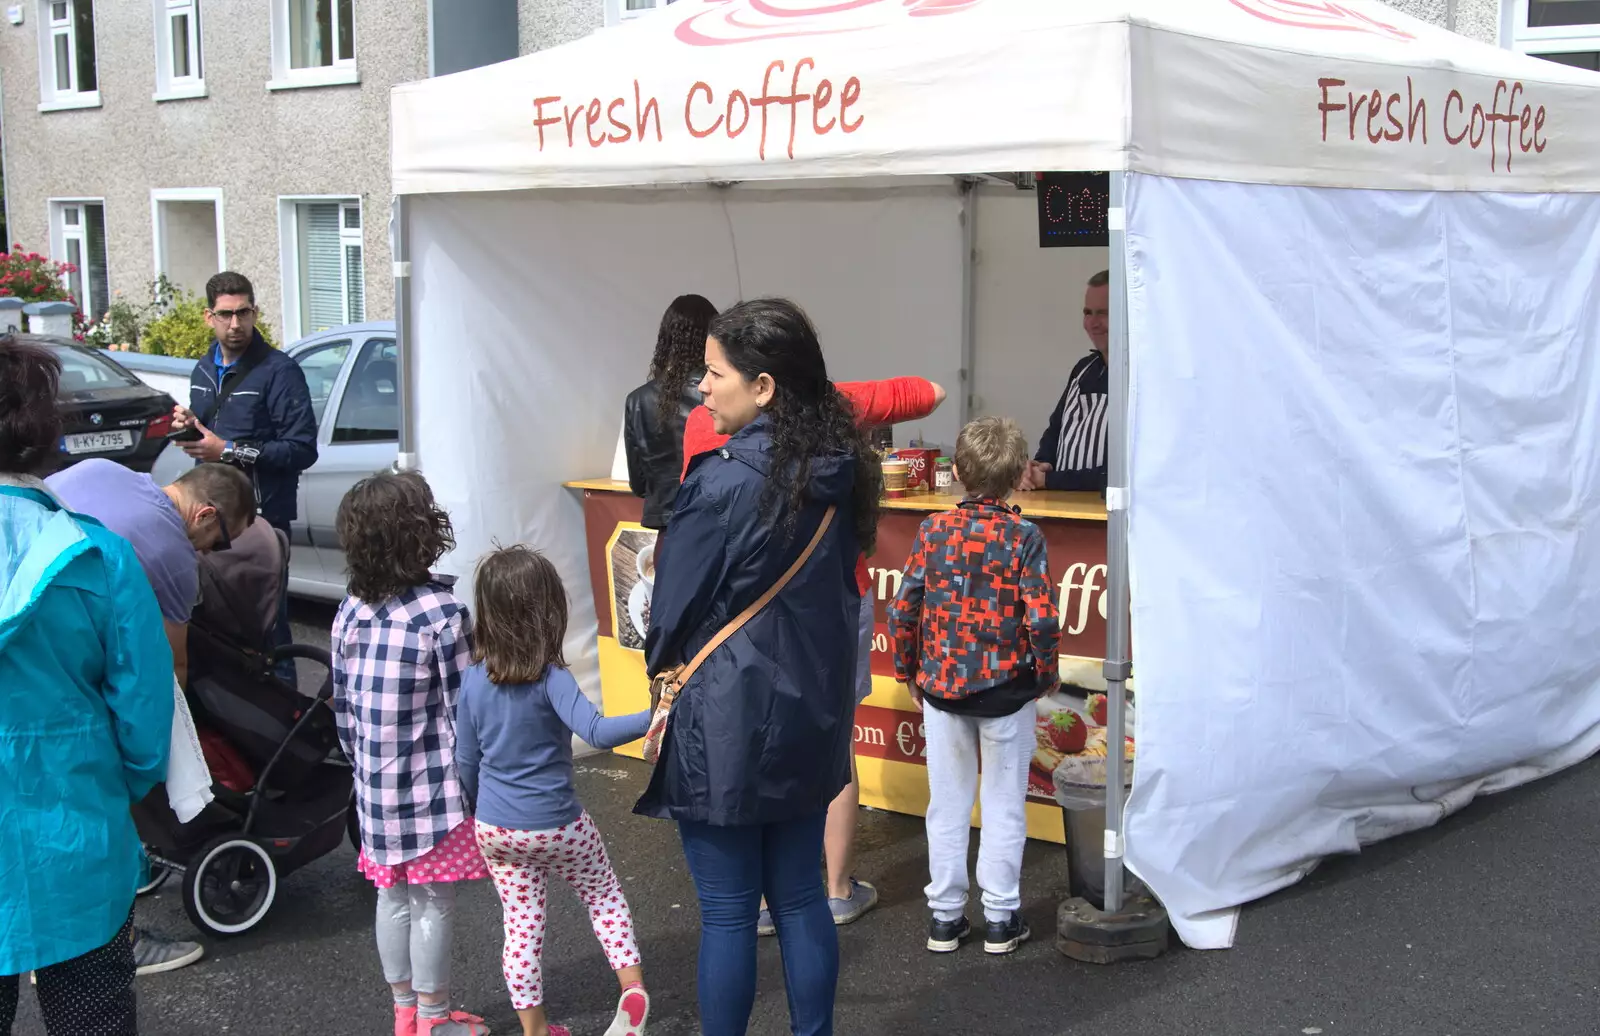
left=137, top=861, right=173, bottom=896
left=182, top=837, right=278, bottom=937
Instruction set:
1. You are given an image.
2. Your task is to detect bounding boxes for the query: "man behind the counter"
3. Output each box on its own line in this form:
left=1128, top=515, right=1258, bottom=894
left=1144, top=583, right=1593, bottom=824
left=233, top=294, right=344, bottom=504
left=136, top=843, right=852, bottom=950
left=1020, top=269, right=1109, bottom=494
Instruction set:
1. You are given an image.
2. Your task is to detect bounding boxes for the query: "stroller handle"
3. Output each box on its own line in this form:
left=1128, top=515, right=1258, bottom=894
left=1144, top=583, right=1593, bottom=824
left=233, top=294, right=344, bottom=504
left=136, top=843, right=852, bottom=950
left=266, top=644, right=336, bottom=700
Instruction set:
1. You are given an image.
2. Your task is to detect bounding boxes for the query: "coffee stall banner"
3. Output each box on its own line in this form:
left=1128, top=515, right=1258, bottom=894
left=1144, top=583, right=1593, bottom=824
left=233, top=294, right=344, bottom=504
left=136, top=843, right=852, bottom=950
left=581, top=489, right=1126, bottom=827
left=394, top=0, right=1600, bottom=197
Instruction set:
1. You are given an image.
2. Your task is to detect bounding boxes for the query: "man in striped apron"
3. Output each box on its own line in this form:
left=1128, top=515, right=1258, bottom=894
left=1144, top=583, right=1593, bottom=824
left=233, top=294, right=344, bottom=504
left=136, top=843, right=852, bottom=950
left=1022, top=270, right=1111, bottom=494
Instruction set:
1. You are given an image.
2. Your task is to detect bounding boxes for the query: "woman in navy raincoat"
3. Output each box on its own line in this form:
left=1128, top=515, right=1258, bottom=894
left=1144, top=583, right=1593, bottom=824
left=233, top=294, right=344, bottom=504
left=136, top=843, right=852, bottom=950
left=0, top=336, right=173, bottom=1035
left=637, top=299, right=880, bottom=1036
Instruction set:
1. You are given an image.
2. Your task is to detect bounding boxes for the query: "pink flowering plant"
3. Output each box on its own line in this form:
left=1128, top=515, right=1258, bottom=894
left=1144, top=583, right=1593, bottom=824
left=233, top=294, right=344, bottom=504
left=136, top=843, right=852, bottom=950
left=0, top=244, right=76, bottom=305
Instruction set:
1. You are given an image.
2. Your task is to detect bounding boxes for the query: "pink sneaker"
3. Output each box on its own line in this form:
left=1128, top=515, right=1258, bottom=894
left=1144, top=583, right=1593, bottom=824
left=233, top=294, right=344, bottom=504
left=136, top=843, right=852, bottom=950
left=394, top=1005, right=419, bottom=1036
left=417, top=1010, right=490, bottom=1035
left=604, top=985, right=650, bottom=1036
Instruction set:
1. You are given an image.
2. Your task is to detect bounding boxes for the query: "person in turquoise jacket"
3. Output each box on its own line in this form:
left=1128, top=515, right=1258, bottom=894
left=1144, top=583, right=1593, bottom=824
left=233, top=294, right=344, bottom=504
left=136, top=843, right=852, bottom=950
left=0, top=335, right=173, bottom=1036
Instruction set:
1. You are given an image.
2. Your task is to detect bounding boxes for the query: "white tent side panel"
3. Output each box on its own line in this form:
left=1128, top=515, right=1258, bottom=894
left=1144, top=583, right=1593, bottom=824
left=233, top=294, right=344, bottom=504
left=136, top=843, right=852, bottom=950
left=1122, top=173, right=1600, bottom=948
left=407, top=184, right=966, bottom=710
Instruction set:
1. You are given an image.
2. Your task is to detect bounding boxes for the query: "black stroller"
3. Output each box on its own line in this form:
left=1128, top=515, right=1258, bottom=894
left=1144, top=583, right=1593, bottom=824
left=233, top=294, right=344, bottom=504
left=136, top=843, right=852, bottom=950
left=132, top=522, right=354, bottom=937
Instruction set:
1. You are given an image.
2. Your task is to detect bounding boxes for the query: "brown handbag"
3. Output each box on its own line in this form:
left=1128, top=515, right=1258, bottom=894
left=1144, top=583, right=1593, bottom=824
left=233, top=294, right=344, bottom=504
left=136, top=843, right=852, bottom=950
left=640, top=504, right=837, bottom=765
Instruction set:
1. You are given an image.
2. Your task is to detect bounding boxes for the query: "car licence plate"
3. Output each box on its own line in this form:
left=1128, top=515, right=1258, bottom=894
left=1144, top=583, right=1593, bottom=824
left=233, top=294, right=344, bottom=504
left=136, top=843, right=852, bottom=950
left=62, top=430, right=134, bottom=455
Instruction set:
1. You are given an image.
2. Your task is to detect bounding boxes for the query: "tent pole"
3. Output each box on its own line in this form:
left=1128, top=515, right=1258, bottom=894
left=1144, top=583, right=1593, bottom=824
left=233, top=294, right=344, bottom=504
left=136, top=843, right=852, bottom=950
left=391, top=195, right=418, bottom=472
left=959, top=177, right=977, bottom=426
left=1102, top=170, right=1133, bottom=914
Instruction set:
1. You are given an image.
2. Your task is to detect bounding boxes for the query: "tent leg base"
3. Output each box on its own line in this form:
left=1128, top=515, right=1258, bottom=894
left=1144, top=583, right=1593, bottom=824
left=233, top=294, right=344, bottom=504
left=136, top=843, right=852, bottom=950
left=1055, top=894, right=1171, bottom=964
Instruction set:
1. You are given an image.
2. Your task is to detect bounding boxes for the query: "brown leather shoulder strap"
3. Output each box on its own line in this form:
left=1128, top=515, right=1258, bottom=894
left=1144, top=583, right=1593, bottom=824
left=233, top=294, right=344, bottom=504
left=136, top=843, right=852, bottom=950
left=672, top=504, right=837, bottom=688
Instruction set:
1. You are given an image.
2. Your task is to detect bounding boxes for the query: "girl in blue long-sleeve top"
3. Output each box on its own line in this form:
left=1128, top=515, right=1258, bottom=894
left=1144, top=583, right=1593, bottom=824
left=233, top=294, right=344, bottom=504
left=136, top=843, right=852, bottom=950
left=455, top=546, right=652, bottom=1036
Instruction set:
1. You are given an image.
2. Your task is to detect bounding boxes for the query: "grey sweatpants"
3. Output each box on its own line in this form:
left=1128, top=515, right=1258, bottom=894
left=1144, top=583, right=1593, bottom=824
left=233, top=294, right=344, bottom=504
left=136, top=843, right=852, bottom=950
left=375, top=882, right=457, bottom=995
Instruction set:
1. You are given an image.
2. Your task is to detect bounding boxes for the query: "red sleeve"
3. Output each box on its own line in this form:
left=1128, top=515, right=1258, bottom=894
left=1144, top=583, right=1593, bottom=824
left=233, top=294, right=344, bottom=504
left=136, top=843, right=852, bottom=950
left=838, top=377, right=939, bottom=430
left=680, top=406, right=729, bottom=480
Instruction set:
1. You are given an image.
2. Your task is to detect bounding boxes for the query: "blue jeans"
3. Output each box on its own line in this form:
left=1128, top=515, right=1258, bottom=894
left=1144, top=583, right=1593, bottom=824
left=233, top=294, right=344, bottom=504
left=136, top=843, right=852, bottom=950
left=678, top=813, right=837, bottom=1036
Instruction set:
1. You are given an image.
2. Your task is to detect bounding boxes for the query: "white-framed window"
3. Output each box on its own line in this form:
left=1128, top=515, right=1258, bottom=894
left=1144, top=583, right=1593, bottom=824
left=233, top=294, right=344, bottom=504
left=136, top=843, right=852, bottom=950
left=269, top=0, right=358, bottom=90
left=150, top=188, right=226, bottom=299
left=153, top=0, right=205, bottom=101
left=37, top=0, right=99, bottom=111
left=604, top=0, right=681, bottom=27
left=48, top=199, right=109, bottom=320
left=278, top=197, right=365, bottom=341
left=1511, top=1, right=1600, bottom=68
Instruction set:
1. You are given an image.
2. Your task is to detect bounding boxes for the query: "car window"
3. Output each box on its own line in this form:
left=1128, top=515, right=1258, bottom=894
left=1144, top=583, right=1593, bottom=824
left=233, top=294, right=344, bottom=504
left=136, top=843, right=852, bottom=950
left=50, top=345, right=142, bottom=395
left=332, top=338, right=399, bottom=444
left=294, top=340, right=352, bottom=430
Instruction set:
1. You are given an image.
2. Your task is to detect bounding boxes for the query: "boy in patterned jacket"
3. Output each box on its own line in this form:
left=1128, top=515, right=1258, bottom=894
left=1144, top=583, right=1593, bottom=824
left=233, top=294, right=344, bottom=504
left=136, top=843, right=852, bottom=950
left=887, top=416, right=1061, bottom=956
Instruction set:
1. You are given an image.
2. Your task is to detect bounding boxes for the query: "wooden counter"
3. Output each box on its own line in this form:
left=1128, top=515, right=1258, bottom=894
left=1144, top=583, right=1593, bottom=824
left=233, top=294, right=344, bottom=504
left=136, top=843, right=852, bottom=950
left=563, top=477, right=1107, bottom=523
left=566, top=476, right=1116, bottom=844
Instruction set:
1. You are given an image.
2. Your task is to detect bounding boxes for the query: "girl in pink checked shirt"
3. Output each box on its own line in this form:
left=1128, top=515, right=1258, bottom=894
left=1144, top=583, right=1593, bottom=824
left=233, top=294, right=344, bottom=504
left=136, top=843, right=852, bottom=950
left=331, top=472, right=490, bottom=1036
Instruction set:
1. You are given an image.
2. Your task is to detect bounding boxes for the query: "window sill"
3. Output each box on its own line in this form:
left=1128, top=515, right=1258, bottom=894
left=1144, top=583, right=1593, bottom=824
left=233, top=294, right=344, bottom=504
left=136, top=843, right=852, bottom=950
left=38, top=93, right=102, bottom=113
left=267, top=67, right=360, bottom=92
left=154, top=83, right=208, bottom=103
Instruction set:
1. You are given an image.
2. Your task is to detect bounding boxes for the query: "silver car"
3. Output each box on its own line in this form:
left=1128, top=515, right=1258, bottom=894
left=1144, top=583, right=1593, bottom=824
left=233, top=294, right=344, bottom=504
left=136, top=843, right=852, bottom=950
left=284, top=321, right=400, bottom=600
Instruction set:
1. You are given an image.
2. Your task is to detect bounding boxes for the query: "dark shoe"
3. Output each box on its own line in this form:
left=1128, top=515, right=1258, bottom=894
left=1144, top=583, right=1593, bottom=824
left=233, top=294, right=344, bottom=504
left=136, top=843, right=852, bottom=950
left=132, top=926, right=204, bottom=976
left=983, top=912, right=1032, bottom=955
left=926, top=915, right=971, bottom=953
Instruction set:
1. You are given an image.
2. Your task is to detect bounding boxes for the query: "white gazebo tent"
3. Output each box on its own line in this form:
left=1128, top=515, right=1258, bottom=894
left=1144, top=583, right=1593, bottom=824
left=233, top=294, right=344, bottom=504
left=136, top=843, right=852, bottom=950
left=389, top=0, right=1600, bottom=948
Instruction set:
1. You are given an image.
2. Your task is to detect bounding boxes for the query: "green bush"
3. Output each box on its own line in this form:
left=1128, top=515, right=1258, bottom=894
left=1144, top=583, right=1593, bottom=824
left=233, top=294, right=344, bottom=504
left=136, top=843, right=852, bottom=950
left=141, top=286, right=277, bottom=358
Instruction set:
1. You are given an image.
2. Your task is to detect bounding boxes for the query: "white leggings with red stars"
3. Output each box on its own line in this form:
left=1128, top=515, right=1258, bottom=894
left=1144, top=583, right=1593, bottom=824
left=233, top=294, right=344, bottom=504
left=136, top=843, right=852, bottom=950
left=474, top=811, right=641, bottom=1009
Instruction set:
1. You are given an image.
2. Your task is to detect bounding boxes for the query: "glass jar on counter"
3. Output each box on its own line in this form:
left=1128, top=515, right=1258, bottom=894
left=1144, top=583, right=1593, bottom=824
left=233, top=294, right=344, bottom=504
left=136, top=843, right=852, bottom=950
left=934, top=457, right=954, bottom=492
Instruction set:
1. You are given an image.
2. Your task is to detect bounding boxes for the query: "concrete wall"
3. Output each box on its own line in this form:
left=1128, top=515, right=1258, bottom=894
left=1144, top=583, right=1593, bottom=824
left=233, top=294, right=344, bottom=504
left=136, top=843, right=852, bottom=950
left=1383, top=0, right=1503, bottom=43
left=519, top=0, right=602, bottom=54
left=0, top=0, right=428, bottom=338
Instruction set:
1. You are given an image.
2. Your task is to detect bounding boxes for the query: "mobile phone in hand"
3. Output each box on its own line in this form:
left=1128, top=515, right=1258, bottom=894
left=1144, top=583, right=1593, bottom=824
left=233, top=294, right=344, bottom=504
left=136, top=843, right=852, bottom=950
left=166, top=425, right=203, bottom=443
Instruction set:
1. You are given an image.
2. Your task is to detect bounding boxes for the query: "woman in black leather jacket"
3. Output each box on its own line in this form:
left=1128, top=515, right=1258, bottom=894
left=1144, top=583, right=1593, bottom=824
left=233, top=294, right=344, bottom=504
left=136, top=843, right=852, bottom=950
left=624, top=294, right=719, bottom=529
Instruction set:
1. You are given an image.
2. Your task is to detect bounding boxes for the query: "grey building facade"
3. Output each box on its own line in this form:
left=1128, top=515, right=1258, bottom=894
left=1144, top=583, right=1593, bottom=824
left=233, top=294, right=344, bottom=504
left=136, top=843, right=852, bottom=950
left=1, top=0, right=1587, bottom=344
left=0, top=0, right=633, bottom=342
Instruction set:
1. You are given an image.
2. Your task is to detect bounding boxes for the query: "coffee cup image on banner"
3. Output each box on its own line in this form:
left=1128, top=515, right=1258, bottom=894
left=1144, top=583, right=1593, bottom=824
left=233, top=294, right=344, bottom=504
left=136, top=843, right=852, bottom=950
left=609, top=528, right=658, bottom=651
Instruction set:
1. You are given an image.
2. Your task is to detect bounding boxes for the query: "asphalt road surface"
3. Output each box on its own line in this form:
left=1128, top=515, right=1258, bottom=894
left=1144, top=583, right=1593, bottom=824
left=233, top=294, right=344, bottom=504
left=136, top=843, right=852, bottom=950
left=16, top=599, right=1600, bottom=1035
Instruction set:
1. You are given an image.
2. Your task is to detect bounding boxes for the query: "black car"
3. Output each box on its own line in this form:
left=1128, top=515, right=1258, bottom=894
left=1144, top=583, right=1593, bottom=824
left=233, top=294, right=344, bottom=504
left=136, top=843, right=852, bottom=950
left=41, top=337, right=178, bottom=475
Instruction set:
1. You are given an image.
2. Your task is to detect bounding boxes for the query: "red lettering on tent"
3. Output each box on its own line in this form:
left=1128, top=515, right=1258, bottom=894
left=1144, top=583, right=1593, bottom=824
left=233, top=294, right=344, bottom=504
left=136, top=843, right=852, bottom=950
left=1407, top=77, right=1427, bottom=144
left=636, top=81, right=663, bottom=143
left=840, top=77, right=864, bottom=132
left=1318, top=76, right=1550, bottom=173
left=686, top=82, right=722, bottom=138
left=1318, top=78, right=1347, bottom=141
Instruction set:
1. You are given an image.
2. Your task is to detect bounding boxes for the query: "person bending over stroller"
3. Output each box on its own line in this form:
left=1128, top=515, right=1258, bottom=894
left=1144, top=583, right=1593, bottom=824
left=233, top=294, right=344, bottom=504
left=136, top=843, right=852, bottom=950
left=48, top=458, right=257, bottom=978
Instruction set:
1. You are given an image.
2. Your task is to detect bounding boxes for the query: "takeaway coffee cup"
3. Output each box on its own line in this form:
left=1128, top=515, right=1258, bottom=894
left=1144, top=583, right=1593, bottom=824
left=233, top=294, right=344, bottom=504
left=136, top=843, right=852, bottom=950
left=882, top=459, right=909, bottom=499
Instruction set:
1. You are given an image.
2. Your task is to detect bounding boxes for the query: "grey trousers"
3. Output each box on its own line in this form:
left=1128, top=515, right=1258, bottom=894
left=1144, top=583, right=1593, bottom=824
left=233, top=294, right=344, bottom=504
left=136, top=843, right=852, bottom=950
left=375, top=882, right=457, bottom=995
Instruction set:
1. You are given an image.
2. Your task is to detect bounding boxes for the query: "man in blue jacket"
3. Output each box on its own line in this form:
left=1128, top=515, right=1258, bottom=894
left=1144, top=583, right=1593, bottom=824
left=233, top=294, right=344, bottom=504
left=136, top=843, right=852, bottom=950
left=171, top=271, right=317, bottom=672
left=169, top=271, right=318, bottom=536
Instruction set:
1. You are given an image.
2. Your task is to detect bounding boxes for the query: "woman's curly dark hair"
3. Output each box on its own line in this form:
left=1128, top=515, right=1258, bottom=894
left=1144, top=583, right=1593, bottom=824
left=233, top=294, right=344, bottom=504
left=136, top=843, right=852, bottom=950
left=336, top=471, right=456, bottom=604
left=648, top=294, right=718, bottom=427
left=708, top=299, right=882, bottom=554
left=0, top=334, right=64, bottom=476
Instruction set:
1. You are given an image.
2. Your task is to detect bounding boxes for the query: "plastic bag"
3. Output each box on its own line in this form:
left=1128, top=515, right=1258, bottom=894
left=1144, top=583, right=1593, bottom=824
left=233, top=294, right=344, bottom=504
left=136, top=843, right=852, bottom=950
left=165, top=678, right=215, bottom=823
